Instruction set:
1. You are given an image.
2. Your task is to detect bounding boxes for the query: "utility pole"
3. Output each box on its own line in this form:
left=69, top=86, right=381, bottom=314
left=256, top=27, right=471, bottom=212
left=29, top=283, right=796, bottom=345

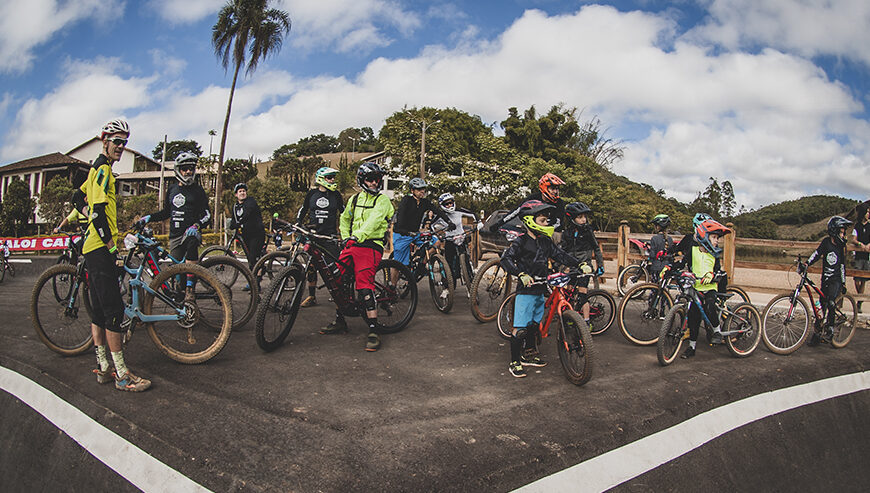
left=409, top=116, right=439, bottom=178
left=158, top=135, right=167, bottom=205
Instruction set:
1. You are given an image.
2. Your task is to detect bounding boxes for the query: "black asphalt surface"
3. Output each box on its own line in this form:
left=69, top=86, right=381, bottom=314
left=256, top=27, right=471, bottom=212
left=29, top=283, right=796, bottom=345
left=2, top=257, right=870, bottom=492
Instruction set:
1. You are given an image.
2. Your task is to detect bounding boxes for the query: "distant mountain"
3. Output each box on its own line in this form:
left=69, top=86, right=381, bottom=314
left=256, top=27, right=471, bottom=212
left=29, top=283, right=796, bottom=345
left=732, top=195, right=860, bottom=240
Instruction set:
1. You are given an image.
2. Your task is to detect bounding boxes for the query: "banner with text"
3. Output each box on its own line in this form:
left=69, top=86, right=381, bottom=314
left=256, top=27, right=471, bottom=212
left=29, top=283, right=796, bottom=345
left=0, top=236, right=81, bottom=252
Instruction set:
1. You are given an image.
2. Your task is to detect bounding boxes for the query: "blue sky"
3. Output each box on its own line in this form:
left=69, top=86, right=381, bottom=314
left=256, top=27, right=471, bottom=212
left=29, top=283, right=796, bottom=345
left=1, top=0, right=868, bottom=209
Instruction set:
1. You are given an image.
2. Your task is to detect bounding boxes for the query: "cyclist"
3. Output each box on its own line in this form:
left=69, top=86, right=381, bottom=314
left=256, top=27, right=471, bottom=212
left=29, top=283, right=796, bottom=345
left=649, top=214, right=674, bottom=279
left=53, top=190, right=89, bottom=233
left=135, top=152, right=210, bottom=298
left=431, top=192, right=482, bottom=287
left=500, top=200, right=581, bottom=378
left=805, top=216, right=853, bottom=344
left=560, top=202, right=604, bottom=326
left=322, top=162, right=395, bottom=352
left=680, top=217, right=731, bottom=359
left=490, top=173, right=567, bottom=241
left=849, top=204, right=870, bottom=312
left=1, top=240, right=9, bottom=261
left=391, top=177, right=455, bottom=282
left=80, top=119, right=150, bottom=392
left=296, top=167, right=344, bottom=307
left=229, top=182, right=266, bottom=285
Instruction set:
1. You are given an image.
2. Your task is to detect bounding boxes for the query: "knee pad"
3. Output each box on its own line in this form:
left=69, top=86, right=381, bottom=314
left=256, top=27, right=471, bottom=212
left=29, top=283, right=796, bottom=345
left=357, top=288, right=376, bottom=312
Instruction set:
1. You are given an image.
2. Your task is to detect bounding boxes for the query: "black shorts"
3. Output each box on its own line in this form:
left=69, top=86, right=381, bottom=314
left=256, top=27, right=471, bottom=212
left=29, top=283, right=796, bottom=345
left=169, top=235, right=200, bottom=262
left=84, top=246, right=125, bottom=332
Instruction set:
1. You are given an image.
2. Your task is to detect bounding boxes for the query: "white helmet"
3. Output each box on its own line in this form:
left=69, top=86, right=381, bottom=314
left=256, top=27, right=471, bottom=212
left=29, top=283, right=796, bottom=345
left=438, top=192, right=455, bottom=212
left=100, top=118, right=130, bottom=139
left=174, top=152, right=198, bottom=186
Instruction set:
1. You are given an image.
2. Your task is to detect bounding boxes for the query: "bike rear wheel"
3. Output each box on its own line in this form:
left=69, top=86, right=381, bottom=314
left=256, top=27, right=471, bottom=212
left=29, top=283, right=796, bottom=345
left=657, top=304, right=688, bottom=366
left=761, top=294, right=810, bottom=355
left=496, top=292, right=517, bottom=339
left=470, top=257, right=513, bottom=323
left=428, top=253, right=454, bottom=313
left=255, top=265, right=305, bottom=351
left=199, top=246, right=240, bottom=285
left=617, top=264, right=649, bottom=297
left=556, top=310, right=595, bottom=386
left=724, top=303, right=762, bottom=357
left=200, top=255, right=257, bottom=331
left=830, top=293, right=858, bottom=348
left=374, top=259, right=417, bottom=333
left=581, top=289, right=616, bottom=336
left=143, top=264, right=232, bottom=364
left=31, top=264, right=94, bottom=355
left=618, top=283, right=673, bottom=345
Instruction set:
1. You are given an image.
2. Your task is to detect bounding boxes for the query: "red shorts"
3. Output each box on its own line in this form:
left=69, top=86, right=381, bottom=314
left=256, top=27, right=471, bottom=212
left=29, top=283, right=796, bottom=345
left=338, top=244, right=382, bottom=291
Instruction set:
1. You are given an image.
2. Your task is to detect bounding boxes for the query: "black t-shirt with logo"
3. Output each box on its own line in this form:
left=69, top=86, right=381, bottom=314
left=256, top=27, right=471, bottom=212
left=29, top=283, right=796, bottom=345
left=150, top=182, right=211, bottom=239
left=853, top=221, right=870, bottom=261
left=297, top=189, right=345, bottom=235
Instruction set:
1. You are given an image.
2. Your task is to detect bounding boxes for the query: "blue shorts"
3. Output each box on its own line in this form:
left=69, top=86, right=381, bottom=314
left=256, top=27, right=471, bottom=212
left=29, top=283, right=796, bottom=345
left=392, top=233, right=415, bottom=266
left=513, top=293, right=546, bottom=329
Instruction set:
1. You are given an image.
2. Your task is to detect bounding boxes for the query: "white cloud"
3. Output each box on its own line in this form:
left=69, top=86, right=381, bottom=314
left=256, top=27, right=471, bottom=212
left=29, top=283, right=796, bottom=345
left=0, top=0, right=124, bottom=73
left=147, top=0, right=224, bottom=24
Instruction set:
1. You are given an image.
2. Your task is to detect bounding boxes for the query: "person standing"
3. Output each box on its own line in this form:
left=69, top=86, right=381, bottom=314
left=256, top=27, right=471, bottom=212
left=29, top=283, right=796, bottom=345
left=229, top=182, right=266, bottom=284
left=849, top=204, right=870, bottom=312
left=80, top=119, right=150, bottom=391
left=297, top=167, right=345, bottom=306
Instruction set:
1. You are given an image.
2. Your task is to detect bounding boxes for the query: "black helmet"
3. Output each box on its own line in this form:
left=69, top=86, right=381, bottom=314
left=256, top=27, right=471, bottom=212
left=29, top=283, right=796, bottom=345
left=233, top=182, right=247, bottom=193
left=357, top=162, right=384, bottom=195
left=565, top=202, right=592, bottom=219
left=409, top=177, right=427, bottom=190
left=519, top=200, right=556, bottom=238
left=827, top=216, right=852, bottom=247
left=651, top=214, right=671, bottom=229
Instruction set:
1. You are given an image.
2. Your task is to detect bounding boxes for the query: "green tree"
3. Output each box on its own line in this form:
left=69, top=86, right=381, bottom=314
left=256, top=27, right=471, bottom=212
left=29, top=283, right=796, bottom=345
left=0, top=179, right=36, bottom=236
left=117, top=193, right=158, bottom=231
left=690, top=177, right=736, bottom=221
left=337, top=127, right=379, bottom=153
left=222, top=158, right=258, bottom=191
left=248, top=177, right=299, bottom=222
left=37, top=176, right=75, bottom=227
left=151, top=140, right=203, bottom=161
left=212, top=0, right=291, bottom=231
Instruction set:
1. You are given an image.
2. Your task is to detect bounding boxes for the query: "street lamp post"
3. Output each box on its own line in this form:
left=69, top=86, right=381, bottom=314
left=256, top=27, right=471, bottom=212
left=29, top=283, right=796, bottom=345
left=410, top=117, right=439, bottom=179
left=351, top=136, right=359, bottom=163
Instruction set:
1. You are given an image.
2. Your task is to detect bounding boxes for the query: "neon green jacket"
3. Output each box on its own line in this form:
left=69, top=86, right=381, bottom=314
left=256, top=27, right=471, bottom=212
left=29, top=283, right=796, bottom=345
left=340, top=192, right=394, bottom=250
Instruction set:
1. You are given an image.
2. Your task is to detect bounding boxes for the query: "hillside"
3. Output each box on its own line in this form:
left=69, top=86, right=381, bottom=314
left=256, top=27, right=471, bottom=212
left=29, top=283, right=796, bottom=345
left=732, top=195, right=860, bottom=240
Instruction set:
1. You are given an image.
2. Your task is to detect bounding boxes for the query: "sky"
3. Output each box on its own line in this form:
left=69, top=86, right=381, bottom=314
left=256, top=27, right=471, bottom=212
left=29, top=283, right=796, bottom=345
left=0, top=0, right=868, bottom=210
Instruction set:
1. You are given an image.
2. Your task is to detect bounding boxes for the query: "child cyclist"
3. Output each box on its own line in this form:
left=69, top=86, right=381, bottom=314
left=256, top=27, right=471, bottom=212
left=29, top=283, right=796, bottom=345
left=560, top=202, right=604, bottom=326
left=431, top=192, right=483, bottom=287
left=500, top=200, right=581, bottom=378
left=681, top=217, right=731, bottom=359
left=649, top=214, right=674, bottom=279
left=805, top=216, right=853, bottom=345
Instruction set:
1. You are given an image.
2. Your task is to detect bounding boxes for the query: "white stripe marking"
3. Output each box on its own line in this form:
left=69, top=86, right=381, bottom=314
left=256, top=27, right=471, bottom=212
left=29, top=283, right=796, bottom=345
left=516, top=370, right=870, bottom=493
left=0, top=366, right=211, bottom=492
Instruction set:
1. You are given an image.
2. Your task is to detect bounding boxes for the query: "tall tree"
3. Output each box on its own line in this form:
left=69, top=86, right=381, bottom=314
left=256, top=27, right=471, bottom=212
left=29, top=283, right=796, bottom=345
left=212, top=0, right=291, bottom=229
left=37, top=176, right=75, bottom=227
left=0, top=179, right=36, bottom=236
left=150, top=140, right=203, bottom=161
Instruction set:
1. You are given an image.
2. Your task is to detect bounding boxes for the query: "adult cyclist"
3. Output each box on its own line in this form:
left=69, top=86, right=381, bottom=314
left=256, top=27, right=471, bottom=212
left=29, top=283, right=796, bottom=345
left=230, top=182, right=266, bottom=283
left=391, top=177, right=455, bottom=282
left=490, top=173, right=567, bottom=241
left=297, top=166, right=345, bottom=307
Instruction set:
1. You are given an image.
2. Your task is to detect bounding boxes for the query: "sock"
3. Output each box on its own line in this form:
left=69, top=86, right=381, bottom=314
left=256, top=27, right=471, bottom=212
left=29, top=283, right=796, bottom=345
left=584, top=318, right=591, bottom=325
left=689, top=340, right=697, bottom=349
left=510, top=335, right=522, bottom=363
left=363, top=316, right=377, bottom=332
left=95, top=345, right=110, bottom=372
left=525, top=329, right=537, bottom=355
left=309, top=285, right=316, bottom=297
left=111, top=351, right=129, bottom=379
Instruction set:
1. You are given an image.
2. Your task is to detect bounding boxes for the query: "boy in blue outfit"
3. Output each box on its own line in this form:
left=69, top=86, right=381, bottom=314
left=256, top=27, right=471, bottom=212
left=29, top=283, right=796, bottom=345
left=500, top=200, right=580, bottom=378
left=805, top=216, right=852, bottom=345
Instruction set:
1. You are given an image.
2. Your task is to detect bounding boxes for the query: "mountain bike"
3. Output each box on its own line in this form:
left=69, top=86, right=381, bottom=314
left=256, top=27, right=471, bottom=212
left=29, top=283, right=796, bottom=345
left=571, top=285, right=616, bottom=336
left=404, top=231, right=454, bottom=313
left=657, top=271, right=761, bottom=365
left=31, top=230, right=233, bottom=364
left=761, top=256, right=858, bottom=354
left=439, top=228, right=478, bottom=298
left=123, top=227, right=257, bottom=330
left=255, top=223, right=417, bottom=352
left=251, top=217, right=311, bottom=282
left=495, top=271, right=595, bottom=386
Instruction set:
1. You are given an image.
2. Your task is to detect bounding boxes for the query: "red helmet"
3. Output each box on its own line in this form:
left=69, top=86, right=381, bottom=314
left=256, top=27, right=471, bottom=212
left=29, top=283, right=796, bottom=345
left=538, top=173, right=565, bottom=203
left=694, top=219, right=731, bottom=257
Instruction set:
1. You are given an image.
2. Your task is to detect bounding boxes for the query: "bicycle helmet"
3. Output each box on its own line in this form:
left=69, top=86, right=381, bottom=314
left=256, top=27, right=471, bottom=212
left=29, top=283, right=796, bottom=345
left=827, top=215, right=853, bottom=247
left=409, top=177, right=428, bottom=190
left=692, top=213, right=713, bottom=229
left=233, top=182, right=248, bottom=194
left=694, top=218, right=731, bottom=258
left=315, top=166, right=339, bottom=191
left=565, top=202, right=592, bottom=219
left=100, top=118, right=129, bottom=139
left=438, top=192, right=455, bottom=212
left=519, top=199, right=555, bottom=238
left=651, top=214, right=671, bottom=230
left=173, top=152, right=198, bottom=186
left=357, top=162, right=384, bottom=195
left=538, top=173, right=565, bottom=203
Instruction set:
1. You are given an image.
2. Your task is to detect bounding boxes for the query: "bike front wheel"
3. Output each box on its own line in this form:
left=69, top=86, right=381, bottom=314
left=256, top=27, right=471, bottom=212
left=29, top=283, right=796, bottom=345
left=143, top=263, right=232, bottom=364
left=469, top=257, right=513, bottom=323
left=428, top=253, right=454, bottom=313
left=199, top=255, right=257, bottom=331
left=616, top=264, right=649, bottom=297
left=657, top=304, right=688, bottom=366
left=830, top=293, right=858, bottom=348
left=255, top=265, right=305, bottom=351
left=761, top=294, right=810, bottom=355
left=617, top=283, right=674, bottom=345
left=724, top=302, right=762, bottom=357
left=556, top=310, right=595, bottom=386
left=374, top=259, right=418, bottom=333
left=31, top=264, right=94, bottom=355
left=581, top=289, right=616, bottom=336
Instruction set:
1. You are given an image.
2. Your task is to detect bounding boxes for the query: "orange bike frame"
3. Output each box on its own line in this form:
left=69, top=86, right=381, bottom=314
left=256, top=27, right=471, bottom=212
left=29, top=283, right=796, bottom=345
left=538, top=285, right=574, bottom=338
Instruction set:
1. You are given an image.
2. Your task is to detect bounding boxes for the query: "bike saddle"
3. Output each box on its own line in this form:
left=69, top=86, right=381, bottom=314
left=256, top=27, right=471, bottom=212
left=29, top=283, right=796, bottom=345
left=715, top=292, right=735, bottom=300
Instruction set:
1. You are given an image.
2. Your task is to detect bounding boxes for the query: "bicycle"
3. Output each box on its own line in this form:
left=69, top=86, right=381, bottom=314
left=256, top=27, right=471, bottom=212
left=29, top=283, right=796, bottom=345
left=404, top=230, right=454, bottom=313
left=761, top=256, right=858, bottom=354
left=571, top=284, right=616, bottom=336
left=657, top=271, right=761, bottom=365
left=254, top=223, right=418, bottom=352
left=123, top=227, right=257, bottom=331
left=469, top=226, right=522, bottom=322
left=495, top=271, right=595, bottom=386
left=31, top=230, right=233, bottom=364
left=437, top=227, right=480, bottom=298
left=199, top=226, right=278, bottom=284
left=616, top=242, right=652, bottom=296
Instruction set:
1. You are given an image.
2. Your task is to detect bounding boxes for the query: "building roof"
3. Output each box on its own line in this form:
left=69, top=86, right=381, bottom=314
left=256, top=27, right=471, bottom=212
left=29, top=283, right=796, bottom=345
left=0, top=152, right=89, bottom=174
left=67, top=137, right=160, bottom=167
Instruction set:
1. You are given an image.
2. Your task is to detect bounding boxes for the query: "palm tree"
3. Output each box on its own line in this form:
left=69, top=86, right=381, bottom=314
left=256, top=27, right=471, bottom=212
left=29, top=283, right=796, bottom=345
left=212, top=0, right=291, bottom=230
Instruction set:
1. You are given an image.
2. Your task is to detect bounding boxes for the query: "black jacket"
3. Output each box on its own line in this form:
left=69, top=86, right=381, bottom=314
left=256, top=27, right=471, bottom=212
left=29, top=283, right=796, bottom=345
left=393, top=195, right=454, bottom=236
left=561, top=224, right=603, bottom=267
left=149, top=181, right=210, bottom=239
left=500, top=233, right=579, bottom=295
left=230, top=197, right=265, bottom=238
left=807, top=237, right=846, bottom=285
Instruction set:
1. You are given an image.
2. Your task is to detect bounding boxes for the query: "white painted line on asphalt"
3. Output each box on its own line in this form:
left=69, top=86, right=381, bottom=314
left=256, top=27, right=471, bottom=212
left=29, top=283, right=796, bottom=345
left=8, top=258, right=32, bottom=263
left=0, top=366, right=211, bottom=493
left=515, top=370, right=870, bottom=493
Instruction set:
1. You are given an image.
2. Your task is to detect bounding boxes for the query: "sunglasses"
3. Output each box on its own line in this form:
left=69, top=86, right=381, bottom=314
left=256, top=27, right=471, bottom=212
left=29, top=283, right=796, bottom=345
left=108, top=137, right=128, bottom=146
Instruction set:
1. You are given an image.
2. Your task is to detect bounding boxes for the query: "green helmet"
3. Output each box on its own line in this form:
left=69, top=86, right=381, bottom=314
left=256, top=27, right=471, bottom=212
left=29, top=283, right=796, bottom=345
left=315, top=167, right=338, bottom=191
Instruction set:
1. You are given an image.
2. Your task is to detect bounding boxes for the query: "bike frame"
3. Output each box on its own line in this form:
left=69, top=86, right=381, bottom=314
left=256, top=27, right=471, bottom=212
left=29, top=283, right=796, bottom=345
left=790, top=262, right=832, bottom=324
left=120, top=233, right=190, bottom=324
left=536, top=283, right=574, bottom=339
left=676, top=278, right=747, bottom=338
left=408, top=232, right=441, bottom=282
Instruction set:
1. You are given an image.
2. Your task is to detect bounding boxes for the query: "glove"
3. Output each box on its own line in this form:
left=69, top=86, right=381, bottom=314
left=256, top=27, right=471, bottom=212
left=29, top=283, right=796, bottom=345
left=656, top=250, right=666, bottom=260
left=595, top=266, right=605, bottom=277
left=342, top=236, right=357, bottom=249
left=518, top=272, right=533, bottom=288
left=701, top=272, right=714, bottom=285
left=476, top=221, right=484, bottom=231
left=579, top=263, right=593, bottom=275
left=184, top=224, right=200, bottom=239
left=134, top=215, right=151, bottom=230
left=659, top=265, right=671, bottom=280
